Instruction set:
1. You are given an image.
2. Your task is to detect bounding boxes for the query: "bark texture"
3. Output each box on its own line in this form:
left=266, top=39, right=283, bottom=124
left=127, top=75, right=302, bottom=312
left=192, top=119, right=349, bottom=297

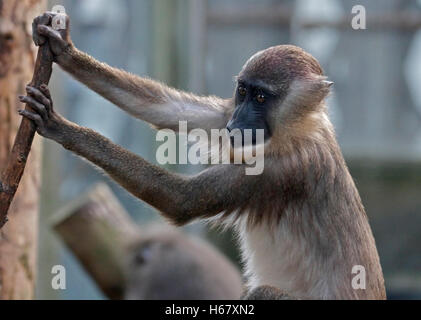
left=0, top=0, right=46, bottom=299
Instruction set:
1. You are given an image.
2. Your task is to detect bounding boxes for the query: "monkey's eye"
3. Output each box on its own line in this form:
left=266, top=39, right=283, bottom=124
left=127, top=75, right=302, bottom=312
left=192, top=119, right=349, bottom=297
left=256, top=93, right=265, bottom=104
left=238, top=86, right=247, bottom=97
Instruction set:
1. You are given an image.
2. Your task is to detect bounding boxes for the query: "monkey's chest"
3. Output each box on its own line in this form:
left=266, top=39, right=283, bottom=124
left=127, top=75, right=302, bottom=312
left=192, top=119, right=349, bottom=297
left=238, top=218, right=331, bottom=299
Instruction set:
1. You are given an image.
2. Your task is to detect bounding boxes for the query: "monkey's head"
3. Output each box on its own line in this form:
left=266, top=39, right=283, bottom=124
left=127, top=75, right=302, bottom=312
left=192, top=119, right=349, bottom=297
left=227, top=45, right=333, bottom=150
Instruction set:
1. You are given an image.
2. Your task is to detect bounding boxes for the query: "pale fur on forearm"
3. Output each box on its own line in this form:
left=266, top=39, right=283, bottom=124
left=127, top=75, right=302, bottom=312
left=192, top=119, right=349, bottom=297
left=57, top=47, right=232, bottom=132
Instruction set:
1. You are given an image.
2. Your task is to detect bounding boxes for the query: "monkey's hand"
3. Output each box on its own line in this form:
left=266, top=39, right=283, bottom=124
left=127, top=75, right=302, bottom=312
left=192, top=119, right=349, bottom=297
left=18, top=85, right=71, bottom=144
left=32, top=12, right=73, bottom=61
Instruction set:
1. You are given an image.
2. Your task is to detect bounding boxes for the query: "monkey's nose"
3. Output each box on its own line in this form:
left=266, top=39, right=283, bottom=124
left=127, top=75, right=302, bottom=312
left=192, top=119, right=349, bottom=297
left=226, top=121, right=234, bottom=133
left=226, top=126, right=246, bottom=148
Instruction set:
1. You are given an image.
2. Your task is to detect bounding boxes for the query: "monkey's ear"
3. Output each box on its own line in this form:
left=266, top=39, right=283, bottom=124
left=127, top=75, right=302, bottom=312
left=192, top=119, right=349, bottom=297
left=283, top=75, right=333, bottom=113
left=322, top=80, right=334, bottom=88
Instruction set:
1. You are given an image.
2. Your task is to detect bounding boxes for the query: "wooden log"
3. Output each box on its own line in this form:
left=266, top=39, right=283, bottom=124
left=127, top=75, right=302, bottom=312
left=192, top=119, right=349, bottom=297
left=0, top=13, right=54, bottom=228
left=52, top=183, right=139, bottom=300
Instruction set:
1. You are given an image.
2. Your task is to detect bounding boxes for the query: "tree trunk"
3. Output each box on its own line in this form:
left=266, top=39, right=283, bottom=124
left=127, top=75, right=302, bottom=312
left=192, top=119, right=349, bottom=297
left=0, top=0, right=45, bottom=299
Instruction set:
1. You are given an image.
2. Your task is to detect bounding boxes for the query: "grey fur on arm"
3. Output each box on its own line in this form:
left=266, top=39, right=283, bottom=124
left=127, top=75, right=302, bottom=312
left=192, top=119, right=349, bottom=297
left=57, top=47, right=232, bottom=133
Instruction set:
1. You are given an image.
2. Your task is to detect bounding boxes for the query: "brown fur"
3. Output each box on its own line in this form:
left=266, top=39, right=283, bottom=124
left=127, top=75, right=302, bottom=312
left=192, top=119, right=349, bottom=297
left=242, top=285, right=296, bottom=300
left=239, top=45, right=324, bottom=93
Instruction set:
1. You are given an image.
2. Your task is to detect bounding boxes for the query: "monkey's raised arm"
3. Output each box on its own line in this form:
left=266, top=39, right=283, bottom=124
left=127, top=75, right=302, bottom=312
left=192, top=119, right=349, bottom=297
left=60, top=48, right=231, bottom=132
left=32, top=13, right=232, bottom=132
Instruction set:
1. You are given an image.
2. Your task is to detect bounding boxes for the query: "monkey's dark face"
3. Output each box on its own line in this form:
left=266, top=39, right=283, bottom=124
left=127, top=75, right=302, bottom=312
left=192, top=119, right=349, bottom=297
left=227, top=45, right=325, bottom=147
left=227, top=78, right=276, bottom=146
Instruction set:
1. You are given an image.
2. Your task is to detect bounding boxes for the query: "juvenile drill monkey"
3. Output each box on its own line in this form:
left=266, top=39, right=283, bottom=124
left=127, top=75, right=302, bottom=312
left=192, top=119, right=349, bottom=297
left=21, top=12, right=386, bottom=299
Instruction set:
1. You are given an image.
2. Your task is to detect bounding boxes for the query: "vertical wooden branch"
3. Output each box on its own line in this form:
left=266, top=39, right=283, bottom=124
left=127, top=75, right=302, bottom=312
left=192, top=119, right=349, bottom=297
left=0, top=44, right=53, bottom=228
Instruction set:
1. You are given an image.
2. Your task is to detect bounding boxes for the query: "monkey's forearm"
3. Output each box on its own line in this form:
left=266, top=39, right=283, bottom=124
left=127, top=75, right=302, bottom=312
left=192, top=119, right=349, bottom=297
left=59, top=123, right=189, bottom=223
left=57, top=47, right=230, bottom=132
left=58, top=123, right=254, bottom=225
left=57, top=47, right=164, bottom=111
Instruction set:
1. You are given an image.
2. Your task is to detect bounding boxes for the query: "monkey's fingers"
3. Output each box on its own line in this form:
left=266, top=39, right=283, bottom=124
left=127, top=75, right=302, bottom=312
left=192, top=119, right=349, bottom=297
left=18, top=110, right=44, bottom=128
left=25, top=86, right=52, bottom=113
left=37, top=25, right=64, bottom=43
left=19, top=95, right=48, bottom=120
left=32, top=13, right=53, bottom=46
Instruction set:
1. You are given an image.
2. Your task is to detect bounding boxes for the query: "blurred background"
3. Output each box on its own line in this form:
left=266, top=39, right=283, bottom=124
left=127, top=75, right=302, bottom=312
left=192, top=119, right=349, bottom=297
left=35, top=0, right=421, bottom=299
